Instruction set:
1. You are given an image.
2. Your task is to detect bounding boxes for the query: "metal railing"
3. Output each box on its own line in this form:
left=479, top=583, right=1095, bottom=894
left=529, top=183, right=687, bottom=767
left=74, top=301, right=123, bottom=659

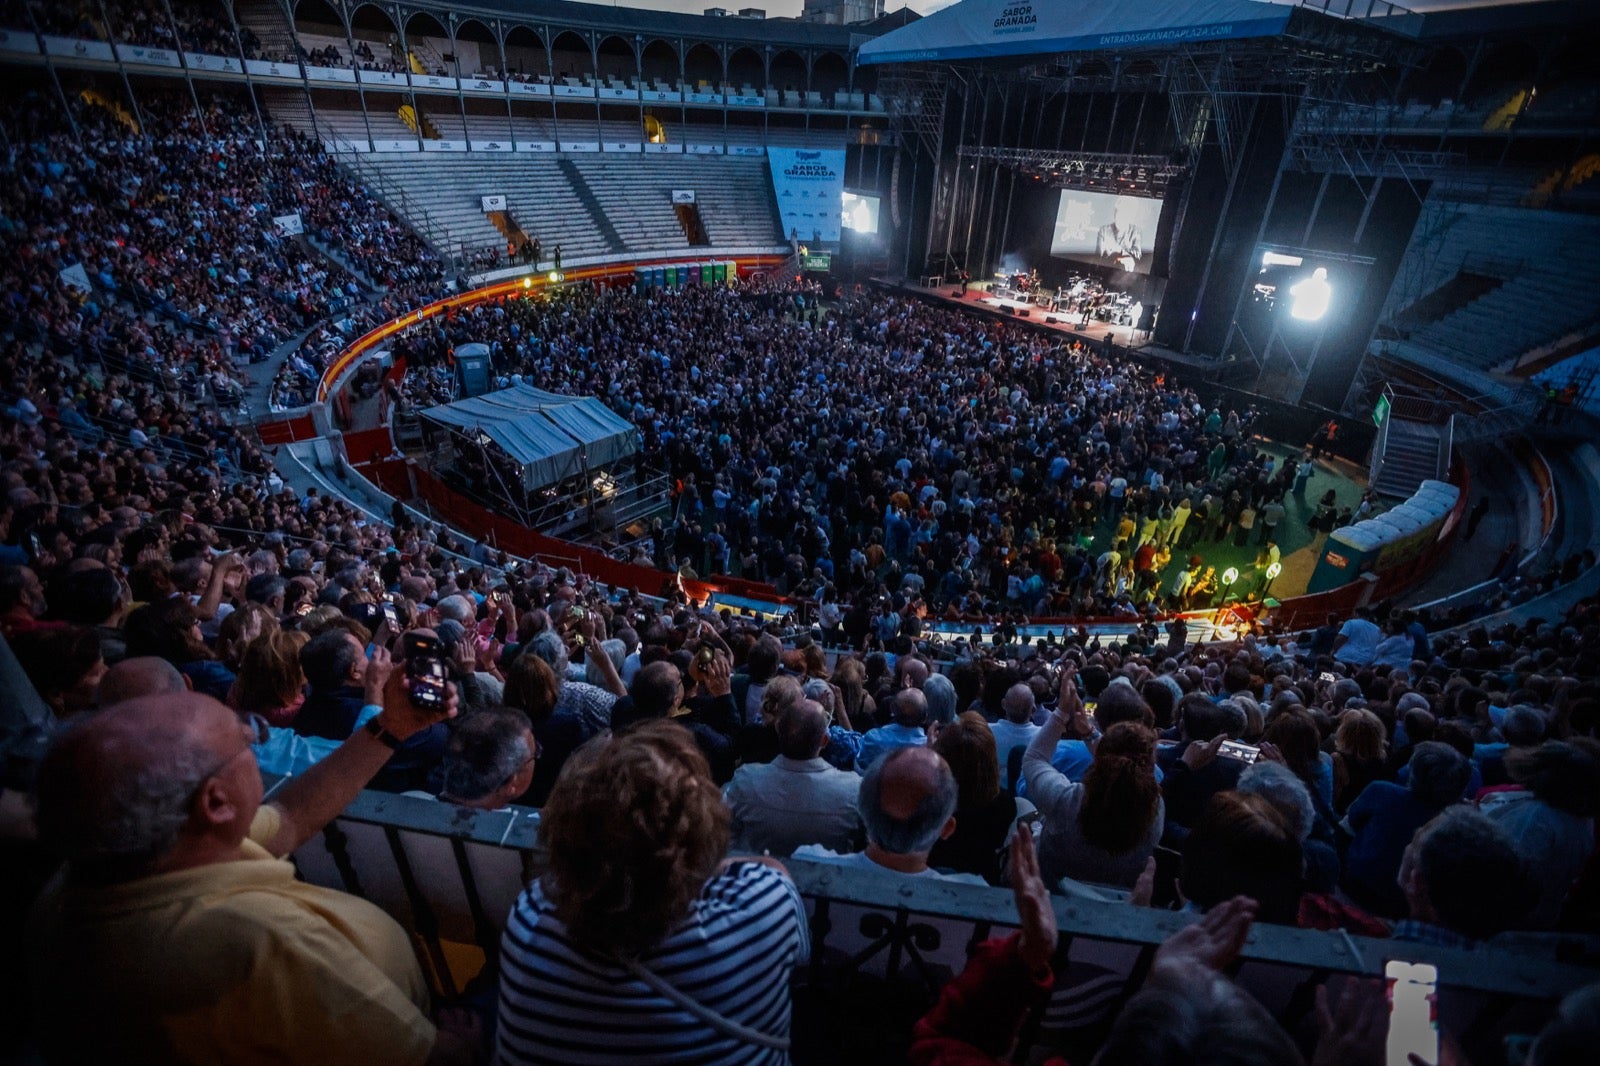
left=284, top=782, right=1599, bottom=1056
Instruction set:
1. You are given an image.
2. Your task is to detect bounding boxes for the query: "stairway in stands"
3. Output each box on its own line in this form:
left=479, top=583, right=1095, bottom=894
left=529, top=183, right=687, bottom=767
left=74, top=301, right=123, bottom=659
left=1374, top=419, right=1448, bottom=499
left=674, top=202, right=710, bottom=246
left=555, top=159, right=626, bottom=254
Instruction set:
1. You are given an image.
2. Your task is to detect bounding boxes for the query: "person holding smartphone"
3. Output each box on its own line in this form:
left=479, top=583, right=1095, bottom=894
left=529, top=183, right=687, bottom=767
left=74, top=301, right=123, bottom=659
left=1021, top=663, right=1166, bottom=890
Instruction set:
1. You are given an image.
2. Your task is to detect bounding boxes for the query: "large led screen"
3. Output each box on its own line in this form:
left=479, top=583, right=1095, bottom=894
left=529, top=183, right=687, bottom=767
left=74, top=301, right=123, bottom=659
left=841, top=191, right=880, bottom=235
left=1049, top=190, right=1164, bottom=275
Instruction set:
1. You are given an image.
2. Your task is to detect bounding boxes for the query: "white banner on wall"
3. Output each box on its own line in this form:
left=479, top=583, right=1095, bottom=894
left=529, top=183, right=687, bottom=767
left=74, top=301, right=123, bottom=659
left=359, top=69, right=406, bottom=85
left=305, top=65, right=356, bottom=82
left=603, top=141, right=643, bottom=153
left=121, top=45, right=181, bottom=67
left=671, top=190, right=696, bottom=204
left=43, top=36, right=115, bottom=60
left=642, top=142, right=683, bottom=154
left=482, top=195, right=507, bottom=212
left=561, top=141, right=600, bottom=153
left=245, top=59, right=299, bottom=78
left=184, top=52, right=243, bottom=74
left=769, top=147, right=846, bottom=244
left=470, top=140, right=513, bottom=152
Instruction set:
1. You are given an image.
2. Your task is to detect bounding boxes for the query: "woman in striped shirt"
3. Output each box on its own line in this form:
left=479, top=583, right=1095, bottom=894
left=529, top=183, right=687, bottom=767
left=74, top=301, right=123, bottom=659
left=497, top=720, right=809, bottom=1064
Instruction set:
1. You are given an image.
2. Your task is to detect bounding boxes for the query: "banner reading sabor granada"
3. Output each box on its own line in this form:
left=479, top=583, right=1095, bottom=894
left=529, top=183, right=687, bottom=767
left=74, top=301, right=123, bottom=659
left=767, top=147, right=845, bottom=245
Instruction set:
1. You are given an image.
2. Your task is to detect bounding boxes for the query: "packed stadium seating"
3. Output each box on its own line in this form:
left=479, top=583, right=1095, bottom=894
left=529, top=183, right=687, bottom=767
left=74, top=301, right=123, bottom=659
left=3, top=1, right=1600, bottom=1062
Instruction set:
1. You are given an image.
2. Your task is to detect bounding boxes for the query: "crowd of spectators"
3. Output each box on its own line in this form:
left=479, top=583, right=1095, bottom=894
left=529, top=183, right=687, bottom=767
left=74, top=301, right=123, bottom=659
left=6, top=498, right=1599, bottom=1059
left=10, top=1, right=266, bottom=61
left=0, top=84, right=442, bottom=412
left=2, top=70, right=1598, bottom=1066
left=389, top=281, right=1322, bottom=625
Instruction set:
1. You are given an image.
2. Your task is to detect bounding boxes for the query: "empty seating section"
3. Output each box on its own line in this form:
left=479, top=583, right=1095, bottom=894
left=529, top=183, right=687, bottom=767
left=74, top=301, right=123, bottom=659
left=354, top=155, right=606, bottom=260
left=265, top=92, right=416, bottom=146
left=569, top=156, right=787, bottom=249
left=1385, top=201, right=1600, bottom=375
left=342, top=152, right=786, bottom=262
left=417, top=104, right=467, bottom=141
left=505, top=113, right=557, bottom=143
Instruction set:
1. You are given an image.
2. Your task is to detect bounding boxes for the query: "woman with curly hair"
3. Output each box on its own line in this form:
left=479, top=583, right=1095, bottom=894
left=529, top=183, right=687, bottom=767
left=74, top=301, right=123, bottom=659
left=1023, top=669, right=1165, bottom=890
left=832, top=656, right=877, bottom=733
left=497, top=721, right=808, bottom=1064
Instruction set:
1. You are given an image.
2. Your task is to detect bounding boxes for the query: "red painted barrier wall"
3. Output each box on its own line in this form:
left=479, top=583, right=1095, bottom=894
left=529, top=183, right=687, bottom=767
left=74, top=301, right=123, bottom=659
left=256, top=414, right=318, bottom=445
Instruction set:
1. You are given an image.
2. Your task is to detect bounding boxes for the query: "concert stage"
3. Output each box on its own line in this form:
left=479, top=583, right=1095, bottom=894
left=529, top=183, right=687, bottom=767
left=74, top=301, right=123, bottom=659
left=882, top=278, right=1152, bottom=350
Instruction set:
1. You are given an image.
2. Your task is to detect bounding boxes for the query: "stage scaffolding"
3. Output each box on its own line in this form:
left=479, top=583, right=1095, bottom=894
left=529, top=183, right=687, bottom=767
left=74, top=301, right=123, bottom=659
left=873, top=0, right=1463, bottom=402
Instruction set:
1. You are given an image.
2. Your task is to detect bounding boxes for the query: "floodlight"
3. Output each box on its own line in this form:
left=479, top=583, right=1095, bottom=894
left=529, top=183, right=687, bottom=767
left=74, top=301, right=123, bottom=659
left=1289, top=267, right=1332, bottom=321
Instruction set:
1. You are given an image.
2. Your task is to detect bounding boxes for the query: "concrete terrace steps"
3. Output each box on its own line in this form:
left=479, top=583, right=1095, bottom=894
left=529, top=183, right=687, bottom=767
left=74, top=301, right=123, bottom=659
left=554, top=158, right=627, bottom=254
left=347, top=153, right=786, bottom=262
left=1374, top=419, right=1446, bottom=499
left=1384, top=201, right=1600, bottom=373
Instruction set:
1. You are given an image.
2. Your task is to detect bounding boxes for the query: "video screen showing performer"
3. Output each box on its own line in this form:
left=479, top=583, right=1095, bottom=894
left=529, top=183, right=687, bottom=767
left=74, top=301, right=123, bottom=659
left=1050, top=191, right=1164, bottom=275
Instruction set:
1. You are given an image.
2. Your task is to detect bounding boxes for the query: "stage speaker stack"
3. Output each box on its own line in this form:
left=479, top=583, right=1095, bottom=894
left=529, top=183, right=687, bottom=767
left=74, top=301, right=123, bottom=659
left=1017, top=308, right=1030, bottom=318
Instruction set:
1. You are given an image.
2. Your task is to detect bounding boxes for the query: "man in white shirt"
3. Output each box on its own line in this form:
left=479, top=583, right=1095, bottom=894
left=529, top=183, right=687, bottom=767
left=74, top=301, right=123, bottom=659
left=724, top=701, right=863, bottom=856
left=1333, top=608, right=1383, bottom=666
left=991, top=684, right=1043, bottom=791
left=793, top=746, right=987, bottom=885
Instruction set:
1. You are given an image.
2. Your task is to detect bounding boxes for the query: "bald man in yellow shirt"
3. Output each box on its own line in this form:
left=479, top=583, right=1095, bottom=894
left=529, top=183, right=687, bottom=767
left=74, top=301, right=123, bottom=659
left=27, top=656, right=474, bottom=1065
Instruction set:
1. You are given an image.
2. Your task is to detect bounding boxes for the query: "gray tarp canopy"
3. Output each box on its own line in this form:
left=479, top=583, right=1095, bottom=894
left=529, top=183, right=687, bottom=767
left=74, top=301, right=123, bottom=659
left=420, top=384, right=638, bottom=491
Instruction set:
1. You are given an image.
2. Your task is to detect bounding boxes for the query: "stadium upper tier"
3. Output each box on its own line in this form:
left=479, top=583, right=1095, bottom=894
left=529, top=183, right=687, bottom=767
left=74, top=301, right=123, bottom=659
left=0, top=0, right=893, bottom=123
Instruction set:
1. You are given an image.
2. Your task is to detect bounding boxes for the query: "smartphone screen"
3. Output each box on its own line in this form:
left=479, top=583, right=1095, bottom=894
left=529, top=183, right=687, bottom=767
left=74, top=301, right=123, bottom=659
left=1219, top=740, right=1261, bottom=764
left=408, top=658, right=448, bottom=709
left=1385, top=960, right=1438, bottom=1066
left=381, top=601, right=400, bottom=627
